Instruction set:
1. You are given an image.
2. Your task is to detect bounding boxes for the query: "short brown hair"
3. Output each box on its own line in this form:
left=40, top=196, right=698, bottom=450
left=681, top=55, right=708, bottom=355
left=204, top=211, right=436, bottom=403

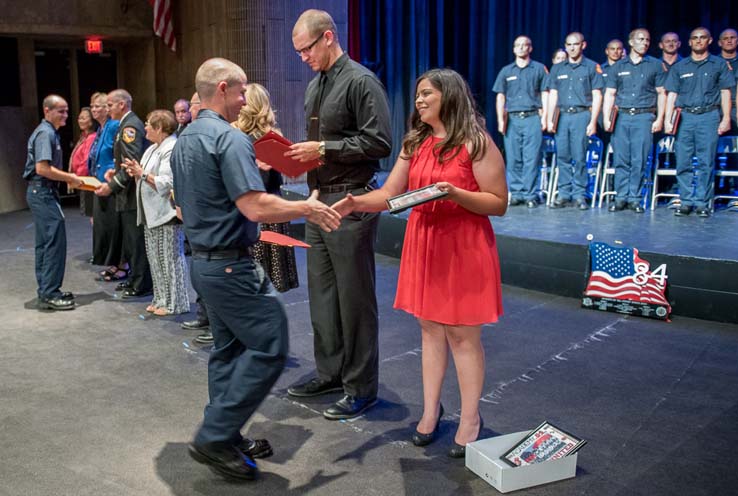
left=146, top=109, right=177, bottom=136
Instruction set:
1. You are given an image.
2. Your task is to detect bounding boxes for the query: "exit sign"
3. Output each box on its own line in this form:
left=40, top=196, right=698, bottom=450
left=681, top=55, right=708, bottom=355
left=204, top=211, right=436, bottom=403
left=85, top=39, right=103, bottom=54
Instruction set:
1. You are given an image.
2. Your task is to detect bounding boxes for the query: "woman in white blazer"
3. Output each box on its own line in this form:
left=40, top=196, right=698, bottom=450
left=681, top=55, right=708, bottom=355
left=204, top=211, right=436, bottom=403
left=124, top=110, right=189, bottom=316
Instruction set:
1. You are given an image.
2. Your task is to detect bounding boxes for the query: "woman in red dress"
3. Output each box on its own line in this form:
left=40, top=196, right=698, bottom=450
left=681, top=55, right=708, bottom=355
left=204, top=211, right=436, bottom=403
left=334, top=68, right=507, bottom=457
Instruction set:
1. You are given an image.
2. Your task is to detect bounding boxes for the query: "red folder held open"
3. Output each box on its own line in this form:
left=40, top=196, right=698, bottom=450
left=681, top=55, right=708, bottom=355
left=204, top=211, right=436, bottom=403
left=253, top=131, right=321, bottom=178
left=259, top=230, right=311, bottom=248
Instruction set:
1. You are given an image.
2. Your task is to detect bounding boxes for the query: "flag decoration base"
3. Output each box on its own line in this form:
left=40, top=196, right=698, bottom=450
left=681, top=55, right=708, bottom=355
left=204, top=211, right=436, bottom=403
left=582, top=296, right=670, bottom=320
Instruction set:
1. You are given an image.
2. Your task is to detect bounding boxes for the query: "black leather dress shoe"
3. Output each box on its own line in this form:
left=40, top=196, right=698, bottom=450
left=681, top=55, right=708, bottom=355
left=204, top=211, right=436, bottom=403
left=448, top=416, right=484, bottom=458
left=238, top=438, right=273, bottom=459
left=38, top=297, right=75, bottom=311
left=550, top=199, right=570, bottom=209
left=509, top=198, right=524, bottom=206
left=675, top=205, right=692, bottom=216
left=60, top=291, right=74, bottom=300
left=181, top=318, right=210, bottom=330
left=194, top=332, right=214, bottom=344
left=287, top=378, right=343, bottom=398
left=630, top=204, right=645, bottom=213
left=576, top=199, right=589, bottom=210
left=696, top=208, right=711, bottom=218
left=115, top=281, right=132, bottom=291
left=608, top=201, right=626, bottom=212
left=412, top=404, right=444, bottom=447
left=323, top=394, right=378, bottom=420
left=121, top=288, right=153, bottom=299
left=526, top=200, right=538, bottom=209
left=188, top=442, right=257, bottom=481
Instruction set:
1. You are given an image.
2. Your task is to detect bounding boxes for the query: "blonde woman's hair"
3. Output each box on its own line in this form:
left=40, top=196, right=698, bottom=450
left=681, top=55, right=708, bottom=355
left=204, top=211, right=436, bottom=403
left=236, top=83, right=277, bottom=139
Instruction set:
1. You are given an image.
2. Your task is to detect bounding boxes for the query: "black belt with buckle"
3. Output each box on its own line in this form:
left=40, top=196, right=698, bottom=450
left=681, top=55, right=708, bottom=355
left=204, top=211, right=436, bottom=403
left=192, top=248, right=253, bottom=260
left=27, top=178, right=55, bottom=187
left=561, top=106, right=590, bottom=114
left=509, top=110, right=539, bottom=118
left=318, top=182, right=375, bottom=194
left=622, top=107, right=657, bottom=115
left=682, top=105, right=719, bottom=114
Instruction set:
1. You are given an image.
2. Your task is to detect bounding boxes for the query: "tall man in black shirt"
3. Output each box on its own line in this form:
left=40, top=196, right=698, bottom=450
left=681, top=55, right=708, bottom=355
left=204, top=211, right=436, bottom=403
left=286, top=9, right=392, bottom=420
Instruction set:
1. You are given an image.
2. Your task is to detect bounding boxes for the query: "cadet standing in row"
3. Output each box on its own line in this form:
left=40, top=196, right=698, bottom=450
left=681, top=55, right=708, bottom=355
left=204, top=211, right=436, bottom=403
left=546, top=31, right=604, bottom=210
left=493, top=35, right=548, bottom=208
left=665, top=27, right=734, bottom=218
left=603, top=28, right=667, bottom=213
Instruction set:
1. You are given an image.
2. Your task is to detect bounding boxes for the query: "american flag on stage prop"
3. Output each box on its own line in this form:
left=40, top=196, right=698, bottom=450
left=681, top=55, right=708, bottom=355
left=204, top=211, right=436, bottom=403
left=149, top=0, right=176, bottom=52
left=582, top=242, right=671, bottom=320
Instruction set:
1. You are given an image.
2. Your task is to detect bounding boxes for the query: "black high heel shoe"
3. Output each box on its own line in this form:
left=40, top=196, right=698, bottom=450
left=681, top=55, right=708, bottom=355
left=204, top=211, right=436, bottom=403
left=412, top=404, right=444, bottom=447
left=448, top=415, right=484, bottom=458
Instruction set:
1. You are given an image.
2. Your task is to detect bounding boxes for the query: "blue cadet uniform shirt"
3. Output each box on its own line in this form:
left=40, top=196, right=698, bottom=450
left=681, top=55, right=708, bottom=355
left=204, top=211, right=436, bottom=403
left=171, top=109, right=266, bottom=252
left=545, top=57, right=605, bottom=106
left=23, top=120, right=62, bottom=182
left=664, top=55, right=735, bottom=108
left=606, top=55, right=668, bottom=108
left=492, top=60, right=548, bottom=111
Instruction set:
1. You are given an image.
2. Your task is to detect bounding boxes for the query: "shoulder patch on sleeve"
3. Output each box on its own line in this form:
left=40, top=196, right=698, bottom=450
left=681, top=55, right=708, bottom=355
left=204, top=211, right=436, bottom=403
left=595, top=64, right=603, bottom=74
left=122, top=127, right=137, bottom=144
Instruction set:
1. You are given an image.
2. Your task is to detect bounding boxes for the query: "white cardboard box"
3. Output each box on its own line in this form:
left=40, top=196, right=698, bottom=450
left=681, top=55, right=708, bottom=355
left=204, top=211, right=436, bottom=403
left=466, top=430, right=578, bottom=493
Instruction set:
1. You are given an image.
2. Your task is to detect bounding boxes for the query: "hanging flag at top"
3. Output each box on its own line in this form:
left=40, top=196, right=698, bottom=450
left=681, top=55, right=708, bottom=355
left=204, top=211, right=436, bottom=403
left=149, top=0, right=176, bottom=52
left=582, top=241, right=671, bottom=320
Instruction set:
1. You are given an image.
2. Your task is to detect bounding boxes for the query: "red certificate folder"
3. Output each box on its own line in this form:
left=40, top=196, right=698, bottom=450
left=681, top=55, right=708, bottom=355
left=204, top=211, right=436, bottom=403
left=253, top=131, right=321, bottom=178
left=665, top=108, right=681, bottom=136
left=259, top=230, right=311, bottom=248
left=74, top=176, right=103, bottom=192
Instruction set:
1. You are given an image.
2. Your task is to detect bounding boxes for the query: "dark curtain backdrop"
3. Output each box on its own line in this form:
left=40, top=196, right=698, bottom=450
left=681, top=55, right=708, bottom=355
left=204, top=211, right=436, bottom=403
left=354, top=0, right=736, bottom=168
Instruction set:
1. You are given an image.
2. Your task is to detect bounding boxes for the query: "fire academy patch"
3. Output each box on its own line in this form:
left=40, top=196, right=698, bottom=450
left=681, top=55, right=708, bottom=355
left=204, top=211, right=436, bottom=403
left=122, top=127, right=137, bottom=144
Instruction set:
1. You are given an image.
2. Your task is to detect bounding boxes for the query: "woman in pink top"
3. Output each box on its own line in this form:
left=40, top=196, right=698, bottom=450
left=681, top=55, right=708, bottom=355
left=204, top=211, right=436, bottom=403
left=69, top=107, right=98, bottom=217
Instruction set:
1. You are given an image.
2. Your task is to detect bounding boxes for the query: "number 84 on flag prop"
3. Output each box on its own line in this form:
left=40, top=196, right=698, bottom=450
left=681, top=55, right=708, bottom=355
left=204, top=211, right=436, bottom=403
left=582, top=241, right=671, bottom=321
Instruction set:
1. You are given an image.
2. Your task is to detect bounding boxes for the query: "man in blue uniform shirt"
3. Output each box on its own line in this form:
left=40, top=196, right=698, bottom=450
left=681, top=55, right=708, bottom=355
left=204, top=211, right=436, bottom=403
left=718, top=29, right=738, bottom=134
left=172, top=57, right=340, bottom=481
left=659, top=32, right=683, bottom=69
left=665, top=27, right=734, bottom=218
left=23, top=95, right=83, bottom=310
left=603, top=28, right=667, bottom=213
left=546, top=31, right=604, bottom=209
left=493, top=35, right=548, bottom=208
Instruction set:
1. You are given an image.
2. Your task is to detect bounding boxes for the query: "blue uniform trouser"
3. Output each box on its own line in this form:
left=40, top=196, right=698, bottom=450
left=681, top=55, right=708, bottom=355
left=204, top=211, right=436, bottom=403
left=191, top=256, right=288, bottom=446
left=26, top=182, right=66, bottom=300
left=612, top=112, right=654, bottom=204
left=306, top=188, right=379, bottom=398
left=675, top=110, right=719, bottom=209
left=504, top=114, right=542, bottom=201
left=555, top=111, right=590, bottom=201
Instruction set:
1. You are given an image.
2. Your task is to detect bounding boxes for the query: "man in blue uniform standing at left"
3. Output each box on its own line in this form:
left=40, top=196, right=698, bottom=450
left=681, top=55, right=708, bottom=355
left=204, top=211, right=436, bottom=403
left=23, top=94, right=83, bottom=310
left=493, top=35, right=548, bottom=208
left=173, top=57, right=341, bottom=481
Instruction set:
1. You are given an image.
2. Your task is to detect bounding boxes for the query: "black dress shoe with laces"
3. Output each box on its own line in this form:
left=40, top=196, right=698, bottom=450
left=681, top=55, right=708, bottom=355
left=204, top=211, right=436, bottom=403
left=38, top=296, right=75, bottom=311
left=675, top=205, right=692, bottom=216
left=287, top=378, right=343, bottom=397
left=448, top=416, right=484, bottom=458
left=181, top=318, right=210, bottom=330
left=188, top=442, right=257, bottom=481
left=630, top=204, right=645, bottom=213
left=121, top=288, right=153, bottom=299
left=194, top=332, right=214, bottom=344
left=609, top=201, right=626, bottom=212
left=115, top=280, right=132, bottom=291
left=526, top=200, right=538, bottom=209
left=550, top=199, right=570, bottom=209
left=323, top=394, right=378, bottom=420
left=412, top=404, right=444, bottom=447
left=576, top=199, right=589, bottom=210
left=696, top=208, right=710, bottom=218
left=238, top=438, right=273, bottom=459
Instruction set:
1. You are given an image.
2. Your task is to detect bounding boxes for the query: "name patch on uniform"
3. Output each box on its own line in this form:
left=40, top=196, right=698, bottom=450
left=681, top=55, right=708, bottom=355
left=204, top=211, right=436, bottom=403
left=122, top=127, right=137, bottom=144
left=617, top=71, right=631, bottom=76
left=557, top=74, right=569, bottom=80
left=680, top=73, right=694, bottom=79
left=506, top=76, right=518, bottom=81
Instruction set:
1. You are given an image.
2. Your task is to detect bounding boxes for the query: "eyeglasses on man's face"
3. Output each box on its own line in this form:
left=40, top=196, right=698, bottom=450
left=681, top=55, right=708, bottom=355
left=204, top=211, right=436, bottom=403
left=295, top=32, right=325, bottom=57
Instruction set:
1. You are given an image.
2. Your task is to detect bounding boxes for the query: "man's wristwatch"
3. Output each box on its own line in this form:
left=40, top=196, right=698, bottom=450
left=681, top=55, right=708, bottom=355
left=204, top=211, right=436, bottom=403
left=318, top=141, right=326, bottom=158
left=142, top=173, right=148, bottom=181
